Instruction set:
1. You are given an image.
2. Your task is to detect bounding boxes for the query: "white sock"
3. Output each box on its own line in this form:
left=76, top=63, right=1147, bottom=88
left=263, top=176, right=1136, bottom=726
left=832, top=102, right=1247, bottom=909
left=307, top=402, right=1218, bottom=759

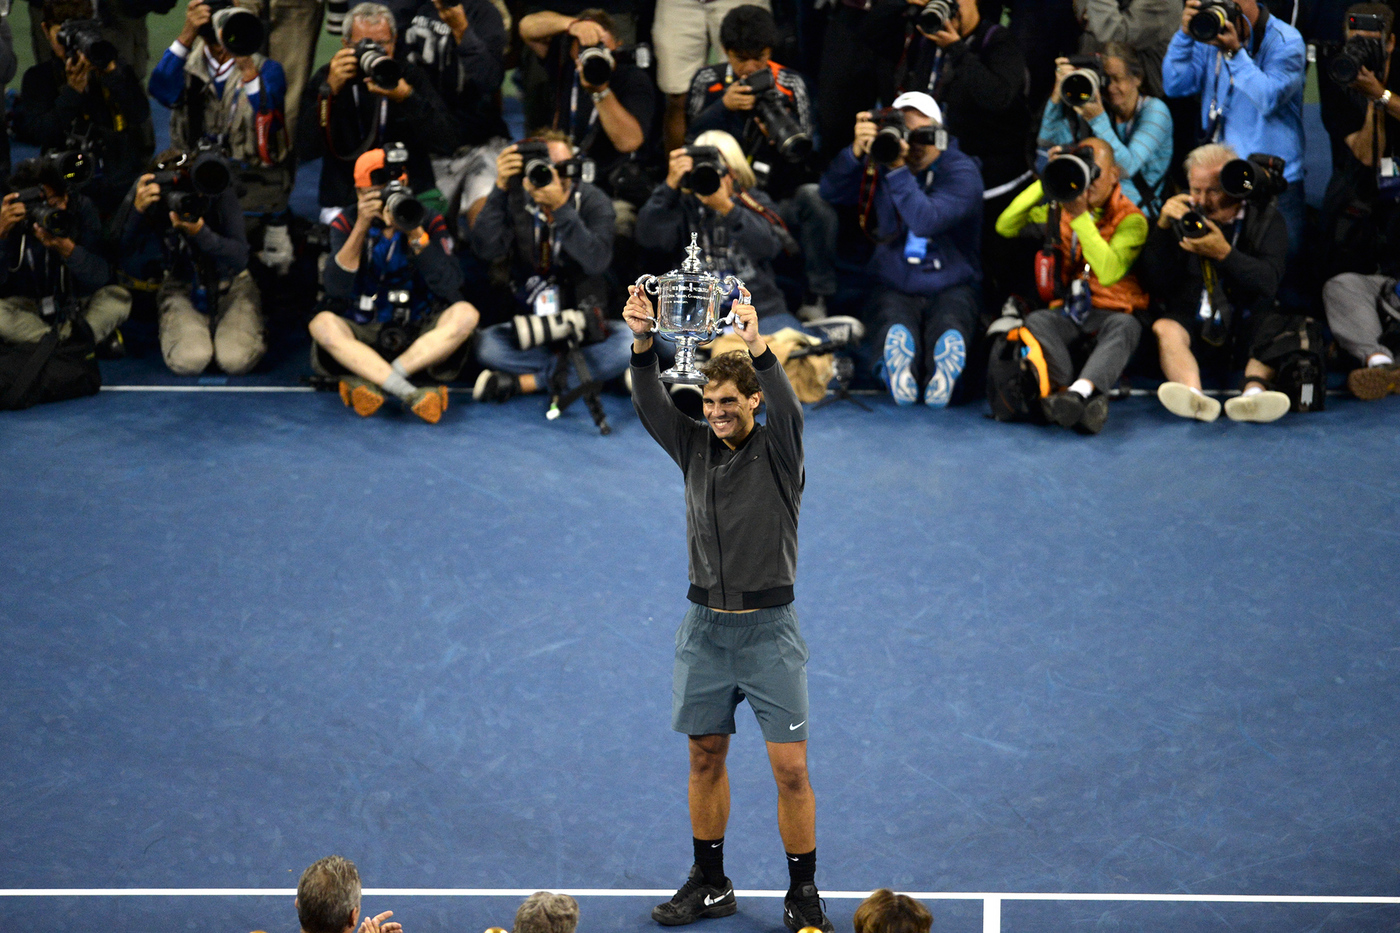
left=1367, top=353, right=1394, bottom=368
left=1069, top=378, right=1094, bottom=398
left=1242, top=385, right=1263, bottom=397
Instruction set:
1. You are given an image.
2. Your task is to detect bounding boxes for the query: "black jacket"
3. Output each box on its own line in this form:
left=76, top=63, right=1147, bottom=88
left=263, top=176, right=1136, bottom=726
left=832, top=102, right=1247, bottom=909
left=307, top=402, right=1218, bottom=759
left=118, top=185, right=249, bottom=283
left=296, top=59, right=461, bottom=209
left=631, top=345, right=804, bottom=611
left=470, top=179, right=615, bottom=303
left=0, top=191, right=110, bottom=302
left=394, top=0, right=510, bottom=145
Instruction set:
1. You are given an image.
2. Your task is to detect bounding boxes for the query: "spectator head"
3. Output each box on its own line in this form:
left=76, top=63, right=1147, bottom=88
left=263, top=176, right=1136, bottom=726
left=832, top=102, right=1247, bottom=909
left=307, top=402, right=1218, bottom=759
left=42, top=0, right=97, bottom=58
left=699, top=350, right=762, bottom=443
left=1079, top=136, right=1120, bottom=209
left=853, top=889, right=934, bottom=933
left=1184, top=142, right=1241, bottom=224
left=296, top=855, right=362, bottom=933
left=9, top=157, right=70, bottom=209
left=720, top=5, right=779, bottom=76
left=889, top=91, right=946, bottom=166
left=693, top=130, right=756, bottom=190
left=344, top=1, right=396, bottom=56
left=527, top=128, right=577, bottom=167
left=1099, top=43, right=1146, bottom=120
left=513, top=892, right=580, bottom=933
left=1345, top=3, right=1396, bottom=54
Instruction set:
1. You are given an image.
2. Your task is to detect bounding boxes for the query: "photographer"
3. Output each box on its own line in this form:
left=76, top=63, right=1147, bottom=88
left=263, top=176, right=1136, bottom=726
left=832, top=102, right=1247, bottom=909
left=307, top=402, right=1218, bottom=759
left=310, top=147, right=479, bottom=422
left=392, top=0, right=510, bottom=226
left=819, top=94, right=983, bottom=406
left=517, top=8, right=655, bottom=211
left=995, top=137, right=1148, bottom=434
left=470, top=131, right=624, bottom=402
left=0, top=157, right=130, bottom=350
left=15, top=0, right=151, bottom=218
left=148, top=0, right=293, bottom=217
left=637, top=131, right=794, bottom=328
left=686, top=5, right=835, bottom=317
left=118, top=149, right=261, bottom=376
left=1142, top=143, right=1291, bottom=421
left=1040, top=45, right=1173, bottom=214
left=1162, top=0, right=1307, bottom=256
left=296, top=1, right=460, bottom=221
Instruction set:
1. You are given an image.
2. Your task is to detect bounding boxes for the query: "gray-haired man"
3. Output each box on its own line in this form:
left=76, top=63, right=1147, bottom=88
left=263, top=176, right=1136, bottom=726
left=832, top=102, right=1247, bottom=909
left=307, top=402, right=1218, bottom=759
left=296, top=855, right=401, bottom=933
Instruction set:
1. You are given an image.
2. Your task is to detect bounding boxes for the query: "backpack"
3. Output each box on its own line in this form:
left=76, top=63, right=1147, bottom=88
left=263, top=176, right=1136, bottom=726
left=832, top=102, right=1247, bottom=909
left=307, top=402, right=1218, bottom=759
left=986, top=320, right=1051, bottom=422
left=1254, top=315, right=1326, bottom=413
left=0, top=319, right=103, bottom=411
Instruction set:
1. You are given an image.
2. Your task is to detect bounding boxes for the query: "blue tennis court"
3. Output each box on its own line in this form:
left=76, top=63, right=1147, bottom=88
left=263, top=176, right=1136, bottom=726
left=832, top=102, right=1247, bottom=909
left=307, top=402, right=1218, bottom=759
left=3, top=384, right=1398, bottom=933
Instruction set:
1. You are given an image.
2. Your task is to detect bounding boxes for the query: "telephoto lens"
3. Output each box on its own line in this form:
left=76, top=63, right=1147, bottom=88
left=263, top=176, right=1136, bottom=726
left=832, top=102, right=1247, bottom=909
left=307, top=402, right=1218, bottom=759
left=515, top=141, right=556, bottom=188
left=1059, top=57, right=1104, bottom=108
left=207, top=0, right=266, bottom=56
left=743, top=68, right=813, bottom=160
left=578, top=44, right=614, bottom=86
left=1326, top=33, right=1385, bottom=86
left=14, top=187, right=76, bottom=240
left=1171, top=209, right=1210, bottom=241
left=189, top=149, right=233, bottom=196
left=1219, top=154, right=1287, bottom=201
left=1188, top=0, right=1239, bottom=42
left=56, top=19, right=118, bottom=70
left=915, top=0, right=954, bottom=33
left=682, top=145, right=725, bottom=196
left=1041, top=146, right=1100, bottom=202
left=382, top=179, right=425, bottom=230
left=355, top=38, right=402, bottom=89
left=38, top=150, right=93, bottom=187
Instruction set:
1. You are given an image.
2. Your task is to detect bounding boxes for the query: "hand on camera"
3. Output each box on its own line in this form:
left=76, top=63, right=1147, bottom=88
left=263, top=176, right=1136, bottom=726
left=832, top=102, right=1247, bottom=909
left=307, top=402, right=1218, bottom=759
left=327, top=46, right=359, bottom=95
left=665, top=147, right=693, bottom=189
left=170, top=211, right=205, bottom=236
left=696, top=173, right=734, bottom=215
left=1177, top=216, right=1231, bottom=260
left=354, top=187, right=384, bottom=226
left=567, top=18, right=610, bottom=48
left=722, top=80, right=755, bottom=112
left=1353, top=66, right=1386, bottom=101
left=179, top=0, right=211, bottom=47
left=524, top=166, right=569, bottom=211
left=33, top=224, right=75, bottom=258
left=495, top=144, right=523, bottom=190
left=134, top=173, right=162, bottom=213
left=1050, top=57, right=1073, bottom=105
left=852, top=111, right=877, bottom=158
left=1157, top=192, right=1193, bottom=228
left=65, top=53, right=92, bottom=94
left=926, top=17, right=961, bottom=46
left=357, top=910, right=402, bottom=933
left=623, top=285, right=655, bottom=337
left=366, top=76, right=414, bottom=101
left=0, top=193, right=27, bottom=240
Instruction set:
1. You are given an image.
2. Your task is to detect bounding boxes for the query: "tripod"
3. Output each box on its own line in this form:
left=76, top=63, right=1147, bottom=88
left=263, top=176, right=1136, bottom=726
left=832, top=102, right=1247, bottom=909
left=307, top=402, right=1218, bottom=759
left=546, top=337, right=611, bottom=435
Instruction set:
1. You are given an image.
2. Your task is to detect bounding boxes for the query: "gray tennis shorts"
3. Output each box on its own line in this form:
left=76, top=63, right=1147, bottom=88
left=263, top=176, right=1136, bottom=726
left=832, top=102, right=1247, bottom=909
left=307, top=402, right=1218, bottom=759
left=673, top=602, right=810, bottom=743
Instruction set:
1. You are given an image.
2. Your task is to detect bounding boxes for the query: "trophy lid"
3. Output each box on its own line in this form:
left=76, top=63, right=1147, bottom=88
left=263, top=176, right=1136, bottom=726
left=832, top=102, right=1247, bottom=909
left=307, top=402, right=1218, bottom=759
left=681, top=233, right=703, bottom=274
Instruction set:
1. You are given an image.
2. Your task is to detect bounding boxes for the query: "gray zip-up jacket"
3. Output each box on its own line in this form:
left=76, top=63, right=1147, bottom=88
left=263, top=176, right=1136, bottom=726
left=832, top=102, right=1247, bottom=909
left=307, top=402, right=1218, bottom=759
left=632, top=345, right=804, bottom=611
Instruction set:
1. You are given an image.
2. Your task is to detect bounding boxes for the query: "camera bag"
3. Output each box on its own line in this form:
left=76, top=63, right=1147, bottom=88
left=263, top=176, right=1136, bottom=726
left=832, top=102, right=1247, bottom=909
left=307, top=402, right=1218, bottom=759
left=1254, top=315, right=1326, bottom=413
left=985, top=320, right=1050, bottom=422
left=0, top=318, right=102, bottom=411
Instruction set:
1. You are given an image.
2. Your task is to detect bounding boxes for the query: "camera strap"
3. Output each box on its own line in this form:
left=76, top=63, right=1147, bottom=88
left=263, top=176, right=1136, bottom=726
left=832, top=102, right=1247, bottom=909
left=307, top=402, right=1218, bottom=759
left=318, top=83, right=385, bottom=162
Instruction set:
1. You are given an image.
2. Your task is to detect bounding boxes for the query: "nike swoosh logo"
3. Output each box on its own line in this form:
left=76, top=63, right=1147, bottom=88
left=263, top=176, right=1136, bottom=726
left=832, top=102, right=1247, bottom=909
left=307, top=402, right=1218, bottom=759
left=711, top=843, right=722, bottom=848
left=704, top=894, right=726, bottom=906
left=789, top=721, right=806, bottom=731
left=788, top=856, right=800, bottom=862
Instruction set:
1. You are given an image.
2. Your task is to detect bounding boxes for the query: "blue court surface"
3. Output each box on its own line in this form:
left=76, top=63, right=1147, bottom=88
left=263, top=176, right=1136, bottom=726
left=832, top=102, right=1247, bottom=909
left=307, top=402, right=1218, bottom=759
left=3, top=386, right=1399, bottom=933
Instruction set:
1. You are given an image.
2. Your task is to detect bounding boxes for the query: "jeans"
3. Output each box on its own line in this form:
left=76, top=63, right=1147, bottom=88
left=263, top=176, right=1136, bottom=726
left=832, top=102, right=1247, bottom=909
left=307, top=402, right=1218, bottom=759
left=869, top=283, right=981, bottom=395
left=477, top=320, right=635, bottom=388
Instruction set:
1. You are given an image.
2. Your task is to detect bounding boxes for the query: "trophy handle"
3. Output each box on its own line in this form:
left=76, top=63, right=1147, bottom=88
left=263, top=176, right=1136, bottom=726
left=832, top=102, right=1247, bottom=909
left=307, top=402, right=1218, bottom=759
left=633, top=274, right=661, bottom=331
left=717, top=278, right=750, bottom=331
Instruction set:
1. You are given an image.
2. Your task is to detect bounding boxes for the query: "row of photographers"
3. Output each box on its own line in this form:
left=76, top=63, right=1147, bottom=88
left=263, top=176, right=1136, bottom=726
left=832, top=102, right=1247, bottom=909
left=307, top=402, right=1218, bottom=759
left=4, top=0, right=1400, bottom=426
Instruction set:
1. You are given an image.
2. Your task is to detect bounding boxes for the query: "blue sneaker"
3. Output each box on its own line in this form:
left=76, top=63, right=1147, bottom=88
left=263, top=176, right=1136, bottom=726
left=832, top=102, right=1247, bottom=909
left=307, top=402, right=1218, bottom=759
left=924, top=329, right=966, bottom=407
left=883, top=324, right=918, bottom=405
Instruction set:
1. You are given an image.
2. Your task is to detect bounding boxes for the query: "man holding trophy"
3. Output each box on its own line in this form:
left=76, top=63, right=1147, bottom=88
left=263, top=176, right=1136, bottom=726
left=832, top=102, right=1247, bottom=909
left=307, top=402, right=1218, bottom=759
left=622, top=250, right=834, bottom=933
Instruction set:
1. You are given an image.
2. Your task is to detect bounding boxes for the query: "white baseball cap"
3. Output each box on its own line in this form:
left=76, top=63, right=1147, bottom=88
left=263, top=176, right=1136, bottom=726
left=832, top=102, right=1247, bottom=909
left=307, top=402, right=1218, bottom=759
left=890, top=92, right=944, bottom=126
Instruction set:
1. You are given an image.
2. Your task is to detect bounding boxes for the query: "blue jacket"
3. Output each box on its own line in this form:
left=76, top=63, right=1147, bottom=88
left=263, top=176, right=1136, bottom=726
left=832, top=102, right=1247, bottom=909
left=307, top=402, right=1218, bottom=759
left=1162, top=8, right=1306, bottom=182
left=819, top=142, right=984, bottom=297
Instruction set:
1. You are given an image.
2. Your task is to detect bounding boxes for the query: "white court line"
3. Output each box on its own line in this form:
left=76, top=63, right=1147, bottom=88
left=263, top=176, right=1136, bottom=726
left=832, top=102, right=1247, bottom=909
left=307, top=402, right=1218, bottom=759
left=101, top=385, right=316, bottom=392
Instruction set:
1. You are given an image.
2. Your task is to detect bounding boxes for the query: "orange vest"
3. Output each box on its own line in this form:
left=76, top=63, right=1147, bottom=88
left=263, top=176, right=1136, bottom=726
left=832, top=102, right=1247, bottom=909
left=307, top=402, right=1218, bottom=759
left=1055, top=185, right=1149, bottom=314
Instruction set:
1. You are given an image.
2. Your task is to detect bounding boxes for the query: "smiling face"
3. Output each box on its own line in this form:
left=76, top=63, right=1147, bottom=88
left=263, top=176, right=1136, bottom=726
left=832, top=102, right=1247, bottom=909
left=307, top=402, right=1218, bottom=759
left=702, top=379, right=761, bottom=445
left=1102, top=56, right=1141, bottom=119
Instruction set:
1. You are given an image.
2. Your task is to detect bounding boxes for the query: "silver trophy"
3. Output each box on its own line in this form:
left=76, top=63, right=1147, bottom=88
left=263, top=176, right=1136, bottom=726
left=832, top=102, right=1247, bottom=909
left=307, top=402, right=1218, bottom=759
left=635, top=233, right=750, bottom=385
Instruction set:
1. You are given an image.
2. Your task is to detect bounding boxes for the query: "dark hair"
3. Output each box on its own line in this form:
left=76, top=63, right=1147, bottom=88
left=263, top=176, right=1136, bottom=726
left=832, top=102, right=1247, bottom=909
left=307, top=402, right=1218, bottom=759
left=853, top=889, right=934, bottom=933
left=9, top=158, right=67, bottom=196
left=574, top=7, right=616, bottom=37
left=719, top=4, right=779, bottom=58
left=1348, top=2, right=1394, bottom=33
left=297, top=855, right=361, bottom=933
left=699, top=350, right=761, bottom=397
left=41, top=0, right=94, bottom=26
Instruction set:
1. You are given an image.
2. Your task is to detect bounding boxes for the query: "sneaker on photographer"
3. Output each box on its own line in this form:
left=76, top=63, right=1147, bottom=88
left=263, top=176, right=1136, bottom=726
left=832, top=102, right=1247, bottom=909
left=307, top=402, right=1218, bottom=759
left=474, top=370, right=520, bottom=403
left=804, top=316, right=865, bottom=348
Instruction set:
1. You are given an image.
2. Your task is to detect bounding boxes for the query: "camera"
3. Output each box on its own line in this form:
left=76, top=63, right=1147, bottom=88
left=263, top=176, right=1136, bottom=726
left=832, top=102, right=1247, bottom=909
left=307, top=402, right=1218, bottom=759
left=512, top=308, right=606, bottom=350
left=366, top=141, right=424, bottom=229
left=201, top=0, right=265, bottom=56
left=12, top=186, right=76, bottom=239
left=1060, top=55, right=1105, bottom=108
left=56, top=18, right=118, bottom=70
left=1328, top=15, right=1388, bottom=85
left=577, top=42, right=652, bottom=87
left=741, top=68, right=812, bottom=160
left=1220, top=152, right=1287, bottom=201
left=1188, top=0, right=1240, bottom=42
left=514, top=141, right=595, bottom=189
left=867, top=108, right=946, bottom=167
left=152, top=146, right=234, bottom=223
left=1170, top=209, right=1210, bottom=241
left=681, top=145, right=726, bottom=196
left=907, top=0, right=954, bottom=34
left=1041, top=145, right=1100, bottom=202
left=36, top=149, right=94, bottom=188
left=355, top=38, right=401, bottom=90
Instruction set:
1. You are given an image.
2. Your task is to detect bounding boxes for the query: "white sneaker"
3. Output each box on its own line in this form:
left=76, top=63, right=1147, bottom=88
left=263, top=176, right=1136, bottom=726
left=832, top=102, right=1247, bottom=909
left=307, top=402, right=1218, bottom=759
left=1157, top=381, right=1222, bottom=422
left=882, top=324, right=918, bottom=405
left=258, top=223, right=295, bottom=276
left=796, top=296, right=828, bottom=322
left=1223, top=390, right=1291, bottom=423
left=805, top=315, right=866, bottom=347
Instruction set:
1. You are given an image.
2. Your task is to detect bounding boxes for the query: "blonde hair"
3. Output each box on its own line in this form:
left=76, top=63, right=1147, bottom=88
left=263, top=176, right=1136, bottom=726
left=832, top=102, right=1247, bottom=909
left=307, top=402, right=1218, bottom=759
left=693, top=130, right=756, bottom=191
left=514, top=892, right=579, bottom=933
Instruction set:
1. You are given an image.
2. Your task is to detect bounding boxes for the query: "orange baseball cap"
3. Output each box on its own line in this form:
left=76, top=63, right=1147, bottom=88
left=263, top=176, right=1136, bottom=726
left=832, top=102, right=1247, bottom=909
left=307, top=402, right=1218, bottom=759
left=353, top=148, right=406, bottom=188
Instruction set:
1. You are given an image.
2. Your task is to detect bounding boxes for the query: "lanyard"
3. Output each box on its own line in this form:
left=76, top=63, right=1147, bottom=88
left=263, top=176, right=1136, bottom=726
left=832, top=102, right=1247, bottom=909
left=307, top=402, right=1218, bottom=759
left=1207, top=50, right=1233, bottom=141
left=350, top=84, right=389, bottom=145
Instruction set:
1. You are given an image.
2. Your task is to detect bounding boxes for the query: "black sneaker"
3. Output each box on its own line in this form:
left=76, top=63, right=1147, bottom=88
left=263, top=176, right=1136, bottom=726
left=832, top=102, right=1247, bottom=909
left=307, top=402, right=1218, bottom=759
left=652, top=864, right=736, bottom=926
left=1040, top=390, right=1086, bottom=428
left=803, top=315, right=866, bottom=348
left=472, top=369, right=519, bottom=403
left=1074, top=391, right=1109, bottom=435
left=783, top=884, right=835, bottom=933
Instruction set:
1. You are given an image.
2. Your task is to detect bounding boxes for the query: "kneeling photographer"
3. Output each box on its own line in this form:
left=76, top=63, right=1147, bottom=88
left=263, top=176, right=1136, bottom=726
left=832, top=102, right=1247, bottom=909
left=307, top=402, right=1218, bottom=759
left=1141, top=143, right=1294, bottom=423
left=470, top=132, right=628, bottom=403
left=994, top=137, right=1149, bottom=434
left=309, top=145, right=479, bottom=423
left=118, top=146, right=261, bottom=376
left=818, top=94, right=983, bottom=407
left=0, top=156, right=130, bottom=363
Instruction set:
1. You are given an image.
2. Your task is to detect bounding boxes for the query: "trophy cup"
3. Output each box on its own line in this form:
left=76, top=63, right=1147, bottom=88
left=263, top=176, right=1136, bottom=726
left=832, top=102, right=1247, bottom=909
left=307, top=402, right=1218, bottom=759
left=634, top=233, right=750, bottom=385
